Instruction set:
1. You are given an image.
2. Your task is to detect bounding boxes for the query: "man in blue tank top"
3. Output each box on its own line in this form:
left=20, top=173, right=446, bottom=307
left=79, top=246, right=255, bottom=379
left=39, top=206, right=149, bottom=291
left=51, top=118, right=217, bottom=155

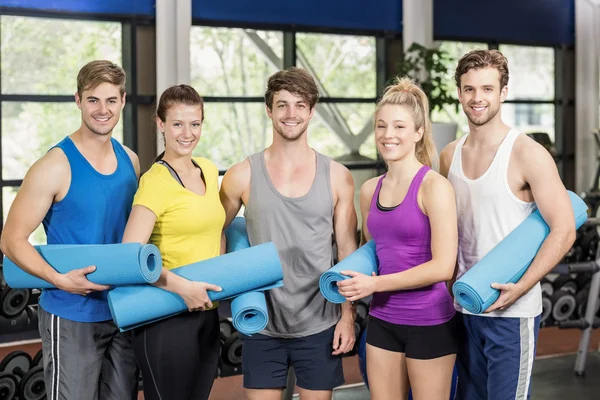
left=1, top=60, right=140, bottom=400
left=220, top=67, right=358, bottom=400
left=440, top=50, right=576, bottom=399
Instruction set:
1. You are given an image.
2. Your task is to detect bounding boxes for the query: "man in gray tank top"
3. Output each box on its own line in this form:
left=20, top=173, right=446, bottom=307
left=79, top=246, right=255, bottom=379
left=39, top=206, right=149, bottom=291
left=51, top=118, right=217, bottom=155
left=220, top=67, right=358, bottom=400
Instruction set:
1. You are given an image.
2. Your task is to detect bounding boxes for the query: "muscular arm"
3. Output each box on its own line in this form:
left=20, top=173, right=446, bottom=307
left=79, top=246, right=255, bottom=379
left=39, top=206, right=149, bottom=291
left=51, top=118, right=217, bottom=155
left=331, top=163, right=359, bottom=318
left=0, top=150, right=108, bottom=293
left=124, top=146, right=140, bottom=179
left=219, top=160, right=250, bottom=229
left=373, top=174, right=458, bottom=292
left=330, top=162, right=358, bottom=355
left=514, top=139, right=576, bottom=292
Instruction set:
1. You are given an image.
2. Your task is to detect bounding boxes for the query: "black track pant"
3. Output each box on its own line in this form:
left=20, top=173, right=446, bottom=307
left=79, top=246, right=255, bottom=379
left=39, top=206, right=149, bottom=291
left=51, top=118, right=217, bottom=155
left=132, top=309, right=220, bottom=400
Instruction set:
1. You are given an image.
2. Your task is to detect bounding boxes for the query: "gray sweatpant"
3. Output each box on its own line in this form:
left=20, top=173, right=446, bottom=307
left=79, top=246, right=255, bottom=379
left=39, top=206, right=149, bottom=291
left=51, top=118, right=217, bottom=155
left=38, top=307, right=139, bottom=400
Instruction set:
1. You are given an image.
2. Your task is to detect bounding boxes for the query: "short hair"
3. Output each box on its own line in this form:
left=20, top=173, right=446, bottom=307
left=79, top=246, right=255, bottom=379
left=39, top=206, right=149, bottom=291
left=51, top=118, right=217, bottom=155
left=264, top=67, right=320, bottom=110
left=454, top=49, right=509, bottom=89
left=77, top=60, right=126, bottom=98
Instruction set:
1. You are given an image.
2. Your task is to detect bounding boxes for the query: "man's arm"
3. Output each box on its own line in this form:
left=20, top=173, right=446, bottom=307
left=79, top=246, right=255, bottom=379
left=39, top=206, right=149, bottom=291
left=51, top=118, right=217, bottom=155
left=439, top=142, right=460, bottom=293
left=486, top=137, right=576, bottom=312
left=330, top=161, right=358, bottom=355
left=0, top=150, right=109, bottom=295
left=123, top=146, right=141, bottom=179
left=219, top=160, right=250, bottom=229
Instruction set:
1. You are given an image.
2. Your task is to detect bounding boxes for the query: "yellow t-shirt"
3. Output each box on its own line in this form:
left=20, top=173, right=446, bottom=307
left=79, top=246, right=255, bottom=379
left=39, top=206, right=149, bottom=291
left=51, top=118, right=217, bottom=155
left=133, top=157, right=225, bottom=270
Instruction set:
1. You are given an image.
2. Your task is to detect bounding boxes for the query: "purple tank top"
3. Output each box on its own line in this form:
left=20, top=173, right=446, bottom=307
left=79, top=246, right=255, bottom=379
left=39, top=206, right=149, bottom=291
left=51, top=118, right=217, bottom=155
left=367, top=165, right=455, bottom=326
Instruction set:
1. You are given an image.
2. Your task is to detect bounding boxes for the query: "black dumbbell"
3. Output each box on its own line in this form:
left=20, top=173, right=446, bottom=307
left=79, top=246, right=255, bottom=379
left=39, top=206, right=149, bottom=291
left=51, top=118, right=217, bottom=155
left=540, top=278, right=554, bottom=297
left=31, top=350, right=43, bottom=369
left=552, top=276, right=578, bottom=294
left=0, top=371, right=18, bottom=400
left=222, top=331, right=243, bottom=366
left=541, top=295, right=552, bottom=324
left=550, top=290, right=577, bottom=322
left=219, top=318, right=234, bottom=342
left=355, top=301, right=368, bottom=330
left=0, top=287, right=31, bottom=319
left=0, top=350, right=46, bottom=399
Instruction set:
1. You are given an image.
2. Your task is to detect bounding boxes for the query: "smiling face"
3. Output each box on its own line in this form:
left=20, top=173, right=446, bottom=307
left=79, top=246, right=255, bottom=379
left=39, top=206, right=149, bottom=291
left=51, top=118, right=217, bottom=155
left=457, top=67, right=508, bottom=127
left=375, top=104, right=423, bottom=163
left=267, top=90, right=315, bottom=141
left=158, top=103, right=203, bottom=158
left=75, top=82, right=125, bottom=136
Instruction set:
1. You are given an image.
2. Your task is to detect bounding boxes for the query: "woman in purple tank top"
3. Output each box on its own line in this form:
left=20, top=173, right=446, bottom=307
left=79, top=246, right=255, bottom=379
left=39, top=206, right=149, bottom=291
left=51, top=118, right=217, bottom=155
left=337, top=77, right=459, bottom=399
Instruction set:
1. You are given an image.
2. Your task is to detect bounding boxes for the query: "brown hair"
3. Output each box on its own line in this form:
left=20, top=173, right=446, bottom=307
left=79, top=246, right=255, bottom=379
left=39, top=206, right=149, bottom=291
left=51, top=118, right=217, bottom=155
left=454, top=49, right=509, bottom=89
left=77, top=60, right=126, bottom=98
left=375, top=77, right=437, bottom=168
left=154, top=84, right=205, bottom=162
left=264, top=67, right=320, bottom=110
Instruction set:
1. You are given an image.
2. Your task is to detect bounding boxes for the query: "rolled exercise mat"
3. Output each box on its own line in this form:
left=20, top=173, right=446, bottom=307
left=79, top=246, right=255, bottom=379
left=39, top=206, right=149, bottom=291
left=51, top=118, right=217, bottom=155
left=3, top=243, right=162, bottom=289
left=225, top=216, right=272, bottom=335
left=225, top=217, right=251, bottom=252
left=230, top=291, right=269, bottom=335
left=107, top=242, right=283, bottom=331
left=319, top=240, right=379, bottom=304
left=452, top=191, right=588, bottom=314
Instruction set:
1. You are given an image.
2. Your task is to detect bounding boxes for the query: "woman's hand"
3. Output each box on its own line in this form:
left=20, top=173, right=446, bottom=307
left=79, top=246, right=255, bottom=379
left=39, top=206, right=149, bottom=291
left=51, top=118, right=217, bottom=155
left=336, top=271, right=378, bottom=302
left=178, top=280, right=222, bottom=312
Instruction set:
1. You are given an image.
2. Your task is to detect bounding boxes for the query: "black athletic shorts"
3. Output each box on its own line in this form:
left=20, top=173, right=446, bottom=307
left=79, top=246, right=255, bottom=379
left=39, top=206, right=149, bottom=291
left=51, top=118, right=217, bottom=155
left=366, top=314, right=458, bottom=360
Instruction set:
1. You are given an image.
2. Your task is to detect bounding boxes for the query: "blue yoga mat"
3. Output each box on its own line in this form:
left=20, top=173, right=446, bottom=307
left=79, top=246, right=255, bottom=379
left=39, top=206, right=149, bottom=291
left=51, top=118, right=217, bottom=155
left=453, top=191, right=588, bottom=314
left=225, top=217, right=251, bottom=252
left=319, top=241, right=379, bottom=303
left=231, top=291, right=269, bottom=335
left=3, top=243, right=162, bottom=289
left=225, top=217, right=273, bottom=335
left=107, top=243, right=283, bottom=332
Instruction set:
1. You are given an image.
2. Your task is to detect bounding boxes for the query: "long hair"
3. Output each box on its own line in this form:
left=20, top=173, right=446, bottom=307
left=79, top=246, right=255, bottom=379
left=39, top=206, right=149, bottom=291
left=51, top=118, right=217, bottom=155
left=375, top=76, right=437, bottom=167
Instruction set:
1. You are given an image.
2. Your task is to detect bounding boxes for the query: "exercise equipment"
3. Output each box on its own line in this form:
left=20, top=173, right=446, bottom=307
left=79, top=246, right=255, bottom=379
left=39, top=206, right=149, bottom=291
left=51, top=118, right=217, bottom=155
left=0, top=287, right=30, bottom=319
left=3, top=243, right=162, bottom=289
left=540, top=278, right=554, bottom=297
left=230, top=292, right=268, bottom=336
left=108, top=243, right=283, bottom=331
left=222, top=331, right=243, bottom=366
left=31, top=350, right=43, bottom=369
left=320, top=241, right=379, bottom=303
left=550, top=290, right=576, bottom=322
left=0, top=372, right=17, bottom=400
left=453, top=191, right=588, bottom=314
left=541, top=295, right=552, bottom=324
left=0, top=350, right=45, bottom=400
left=552, top=275, right=578, bottom=294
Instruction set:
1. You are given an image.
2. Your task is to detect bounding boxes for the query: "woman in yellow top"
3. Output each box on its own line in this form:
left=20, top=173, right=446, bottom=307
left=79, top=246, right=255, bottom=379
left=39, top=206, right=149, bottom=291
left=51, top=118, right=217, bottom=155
left=122, top=84, right=225, bottom=400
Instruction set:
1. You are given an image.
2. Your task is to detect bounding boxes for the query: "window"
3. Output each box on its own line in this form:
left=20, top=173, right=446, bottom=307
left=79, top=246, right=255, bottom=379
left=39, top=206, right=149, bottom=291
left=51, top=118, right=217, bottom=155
left=190, top=28, right=379, bottom=169
left=0, top=15, right=124, bottom=239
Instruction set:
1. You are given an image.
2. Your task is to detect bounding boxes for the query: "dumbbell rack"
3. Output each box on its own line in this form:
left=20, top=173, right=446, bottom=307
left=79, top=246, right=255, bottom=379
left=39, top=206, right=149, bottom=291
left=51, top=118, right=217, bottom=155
left=552, top=217, right=600, bottom=376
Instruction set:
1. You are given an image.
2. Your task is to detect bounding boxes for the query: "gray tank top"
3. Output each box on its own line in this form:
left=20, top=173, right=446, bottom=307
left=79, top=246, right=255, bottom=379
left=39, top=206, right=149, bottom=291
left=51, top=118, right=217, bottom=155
left=244, top=150, right=340, bottom=338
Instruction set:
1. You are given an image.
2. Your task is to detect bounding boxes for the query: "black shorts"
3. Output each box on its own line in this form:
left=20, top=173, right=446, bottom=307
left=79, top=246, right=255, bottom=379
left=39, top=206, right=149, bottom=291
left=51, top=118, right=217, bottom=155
left=366, top=314, right=458, bottom=360
left=241, top=326, right=344, bottom=391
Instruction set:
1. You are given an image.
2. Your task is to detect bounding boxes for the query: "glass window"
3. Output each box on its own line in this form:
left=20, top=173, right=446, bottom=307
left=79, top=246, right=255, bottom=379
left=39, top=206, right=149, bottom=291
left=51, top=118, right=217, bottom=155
left=296, top=33, right=376, bottom=98
left=437, top=41, right=488, bottom=100
left=194, top=103, right=270, bottom=169
left=190, top=27, right=282, bottom=97
left=2, top=102, right=124, bottom=180
left=503, top=104, right=555, bottom=141
left=1, top=16, right=122, bottom=95
left=3, top=186, right=47, bottom=245
left=498, top=45, right=554, bottom=101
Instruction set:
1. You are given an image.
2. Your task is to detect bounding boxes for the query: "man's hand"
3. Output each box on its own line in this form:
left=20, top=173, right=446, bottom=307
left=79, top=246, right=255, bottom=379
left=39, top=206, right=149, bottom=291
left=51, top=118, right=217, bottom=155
left=336, top=271, right=377, bottom=302
left=484, top=282, right=526, bottom=313
left=332, top=315, right=355, bottom=355
left=52, top=266, right=110, bottom=296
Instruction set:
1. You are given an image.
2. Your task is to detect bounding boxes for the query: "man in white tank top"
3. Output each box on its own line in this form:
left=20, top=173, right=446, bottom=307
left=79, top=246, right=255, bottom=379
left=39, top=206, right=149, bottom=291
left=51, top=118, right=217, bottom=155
left=439, top=50, right=576, bottom=400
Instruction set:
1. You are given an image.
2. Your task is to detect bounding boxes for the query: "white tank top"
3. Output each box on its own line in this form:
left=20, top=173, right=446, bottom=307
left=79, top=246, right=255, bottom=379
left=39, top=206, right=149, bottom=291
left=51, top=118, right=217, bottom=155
left=448, top=128, right=542, bottom=318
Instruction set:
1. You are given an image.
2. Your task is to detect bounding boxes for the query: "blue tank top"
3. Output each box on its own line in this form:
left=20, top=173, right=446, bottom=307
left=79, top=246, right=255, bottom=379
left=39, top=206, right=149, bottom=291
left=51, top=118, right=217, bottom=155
left=39, top=137, right=137, bottom=322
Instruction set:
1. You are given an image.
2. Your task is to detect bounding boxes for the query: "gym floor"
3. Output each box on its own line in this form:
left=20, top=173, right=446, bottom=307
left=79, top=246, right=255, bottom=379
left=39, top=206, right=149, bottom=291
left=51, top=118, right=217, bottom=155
left=2, top=326, right=597, bottom=399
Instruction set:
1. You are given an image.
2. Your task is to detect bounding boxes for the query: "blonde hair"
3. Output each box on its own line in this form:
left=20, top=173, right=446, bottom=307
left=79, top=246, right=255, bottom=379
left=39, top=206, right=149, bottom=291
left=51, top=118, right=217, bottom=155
left=375, top=76, right=438, bottom=168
